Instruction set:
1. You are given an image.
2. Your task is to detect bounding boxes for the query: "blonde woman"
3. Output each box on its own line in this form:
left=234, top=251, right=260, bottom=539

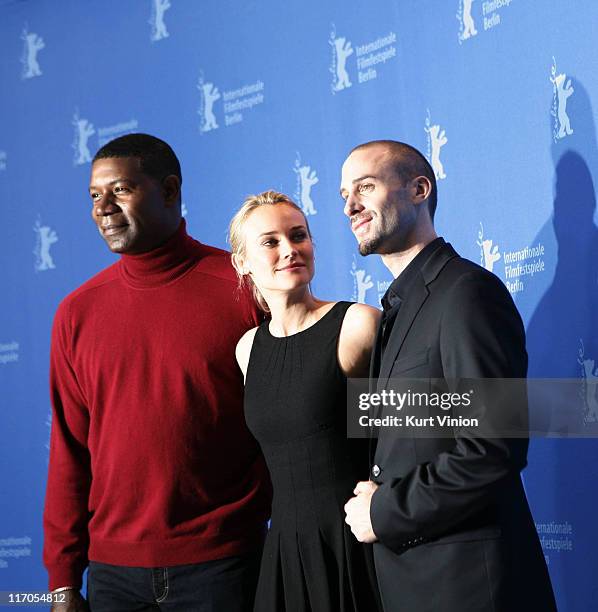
left=229, top=191, right=382, bottom=611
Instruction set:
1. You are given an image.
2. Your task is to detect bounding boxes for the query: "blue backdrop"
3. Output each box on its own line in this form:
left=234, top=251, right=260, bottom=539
left=1, top=1, right=597, bottom=609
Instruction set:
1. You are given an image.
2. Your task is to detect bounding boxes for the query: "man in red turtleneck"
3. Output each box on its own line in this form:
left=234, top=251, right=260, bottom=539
left=44, top=134, right=271, bottom=611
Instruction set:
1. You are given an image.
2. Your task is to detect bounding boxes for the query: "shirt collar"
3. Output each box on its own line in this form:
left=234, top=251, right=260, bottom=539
left=381, top=237, right=444, bottom=312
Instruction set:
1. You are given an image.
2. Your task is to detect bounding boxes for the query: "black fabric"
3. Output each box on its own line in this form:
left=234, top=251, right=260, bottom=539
left=379, top=239, right=442, bottom=358
left=379, top=302, right=401, bottom=357
left=368, top=239, right=556, bottom=612
left=244, top=301, right=381, bottom=612
left=381, top=237, right=444, bottom=305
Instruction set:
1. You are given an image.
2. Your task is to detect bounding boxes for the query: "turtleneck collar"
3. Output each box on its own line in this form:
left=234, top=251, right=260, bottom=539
left=118, top=220, right=200, bottom=289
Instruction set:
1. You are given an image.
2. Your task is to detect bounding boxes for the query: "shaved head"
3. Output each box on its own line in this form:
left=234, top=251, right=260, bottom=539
left=349, top=140, right=437, bottom=220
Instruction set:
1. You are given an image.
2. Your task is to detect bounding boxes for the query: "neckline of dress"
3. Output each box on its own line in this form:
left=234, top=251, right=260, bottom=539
left=265, top=301, right=343, bottom=340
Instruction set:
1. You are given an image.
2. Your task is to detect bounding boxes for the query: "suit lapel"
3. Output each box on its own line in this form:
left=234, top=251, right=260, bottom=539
left=369, top=240, right=460, bottom=452
left=377, top=241, right=460, bottom=389
left=377, top=276, right=429, bottom=387
left=371, top=280, right=429, bottom=448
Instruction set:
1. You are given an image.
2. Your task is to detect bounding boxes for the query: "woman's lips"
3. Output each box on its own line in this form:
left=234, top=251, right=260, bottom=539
left=277, top=263, right=306, bottom=271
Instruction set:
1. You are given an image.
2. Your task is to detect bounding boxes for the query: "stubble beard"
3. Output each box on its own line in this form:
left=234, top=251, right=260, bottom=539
left=358, top=236, right=382, bottom=256
left=100, top=226, right=134, bottom=254
left=357, top=220, right=386, bottom=256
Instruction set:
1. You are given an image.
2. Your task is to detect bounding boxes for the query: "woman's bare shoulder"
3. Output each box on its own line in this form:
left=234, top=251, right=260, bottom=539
left=337, top=303, right=381, bottom=377
left=235, top=326, right=260, bottom=378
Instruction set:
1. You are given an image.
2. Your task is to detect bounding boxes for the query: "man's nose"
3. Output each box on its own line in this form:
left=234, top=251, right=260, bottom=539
left=94, top=194, right=120, bottom=216
left=343, top=193, right=363, bottom=218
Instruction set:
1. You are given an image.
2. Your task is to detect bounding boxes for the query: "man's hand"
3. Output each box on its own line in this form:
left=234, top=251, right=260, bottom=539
left=344, top=480, right=379, bottom=543
left=51, top=589, right=88, bottom=612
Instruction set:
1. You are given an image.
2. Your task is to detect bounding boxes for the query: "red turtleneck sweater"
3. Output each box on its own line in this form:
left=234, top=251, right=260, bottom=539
left=43, top=221, right=271, bottom=591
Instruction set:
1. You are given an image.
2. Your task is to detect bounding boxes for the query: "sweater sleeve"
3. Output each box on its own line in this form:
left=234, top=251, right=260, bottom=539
left=239, top=283, right=264, bottom=328
left=43, top=300, right=92, bottom=590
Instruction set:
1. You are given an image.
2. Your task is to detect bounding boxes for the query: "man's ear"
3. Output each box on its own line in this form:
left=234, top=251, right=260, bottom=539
left=162, top=175, right=181, bottom=208
left=412, top=176, right=432, bottom=204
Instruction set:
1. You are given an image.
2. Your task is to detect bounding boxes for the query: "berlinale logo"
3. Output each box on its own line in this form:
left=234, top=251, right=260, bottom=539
left=72, top=110, right=95, bottom=166
left=197, top=73, right=221, bottom=133
left=21, top=26, right=44, bottom=79
left=457, top=0, right=478, bottom=43
left=351, top=257, right=374, bottom=305
left=477, top=222, right=501, bottom=273
left=578, top=340, right=598, bottom=424
left=293, top=153, right=318, bottom=216
left=425, top=110, right=448, bottom=180
left=33, top=217, right=58, bottom=272
left=329, top=24, right=354, bottom=93
left=150, top=0, right=171, bottom=42
left=550, top=57, right=574, bottom=142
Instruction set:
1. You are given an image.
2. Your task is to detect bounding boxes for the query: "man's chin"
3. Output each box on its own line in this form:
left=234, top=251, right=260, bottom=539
left=104, top=237, right=130, bottom=254
left=358, top=238, right=380, bottom=256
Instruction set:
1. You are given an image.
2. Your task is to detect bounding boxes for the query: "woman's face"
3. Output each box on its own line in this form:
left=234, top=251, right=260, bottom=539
left=240, top=204, right=314, bottom=296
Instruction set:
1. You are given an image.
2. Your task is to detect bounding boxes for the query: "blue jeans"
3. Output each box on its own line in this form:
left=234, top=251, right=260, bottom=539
left=87, top=550, right=262, bottom=611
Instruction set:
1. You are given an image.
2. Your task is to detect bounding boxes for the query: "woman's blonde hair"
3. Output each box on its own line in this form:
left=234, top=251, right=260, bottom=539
left=228, top=190, right=312, bottom=313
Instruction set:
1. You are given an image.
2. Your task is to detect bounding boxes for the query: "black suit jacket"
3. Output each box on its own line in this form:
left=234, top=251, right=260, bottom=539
left=369, top=240, right=555, bottom=612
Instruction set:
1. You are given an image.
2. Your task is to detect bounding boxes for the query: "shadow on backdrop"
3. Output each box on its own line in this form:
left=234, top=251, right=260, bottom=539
left=527, top=77, right=598, bottom=377
left=525, top=77, right=598, bottom=611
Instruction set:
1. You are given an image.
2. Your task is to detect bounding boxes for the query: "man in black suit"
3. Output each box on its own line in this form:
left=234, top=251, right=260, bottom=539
left=342, top=140, right=555, bottom=611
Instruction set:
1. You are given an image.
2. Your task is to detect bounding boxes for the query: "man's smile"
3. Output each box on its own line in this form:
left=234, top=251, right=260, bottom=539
left=352, top=215, right=372, bottom=235
left=101, top=224, right=129, bottom=236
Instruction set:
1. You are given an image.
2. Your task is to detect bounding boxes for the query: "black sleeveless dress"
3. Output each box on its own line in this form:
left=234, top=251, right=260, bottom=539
left=244, top=302, right=381, bottom=612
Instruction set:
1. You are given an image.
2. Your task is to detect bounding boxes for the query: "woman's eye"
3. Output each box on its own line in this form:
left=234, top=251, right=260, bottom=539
left=293, top=232, right=307, bottom=241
